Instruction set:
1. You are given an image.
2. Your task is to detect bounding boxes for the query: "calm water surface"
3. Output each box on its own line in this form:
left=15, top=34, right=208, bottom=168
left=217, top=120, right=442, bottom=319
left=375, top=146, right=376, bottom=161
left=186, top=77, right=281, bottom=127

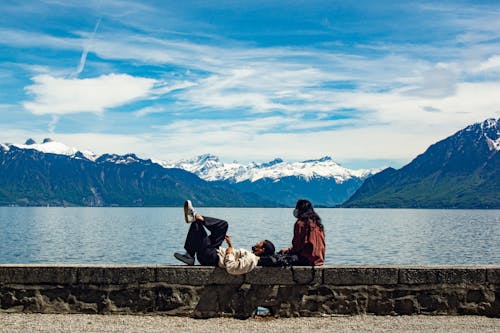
left=0, top=207, right=499, bottom=265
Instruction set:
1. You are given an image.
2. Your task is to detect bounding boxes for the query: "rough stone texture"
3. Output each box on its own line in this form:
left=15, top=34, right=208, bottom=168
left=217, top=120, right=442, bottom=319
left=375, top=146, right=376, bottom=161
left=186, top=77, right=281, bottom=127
left=292, top=266, right=322, bottom=285
left=0, top=265, right=78, bottom=284
left=157, top=266, right=244, bottom=285
left=245, top=267, right=295, bottom=285
left=1, top=265, right=499, bottom=318
left=399, top=267, right=486, bottom=285
left=78, top=266, right=156, bottom=284
left=323, top=267, right=398, bottom=285
left=486, top=268, right=500, bottom=284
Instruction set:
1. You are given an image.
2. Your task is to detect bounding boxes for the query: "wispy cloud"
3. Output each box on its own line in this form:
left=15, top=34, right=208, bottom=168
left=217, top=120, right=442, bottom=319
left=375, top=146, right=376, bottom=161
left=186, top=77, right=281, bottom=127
left=73, top=18, right=101, bottom=77
left=48, top=115, right=59, bottom=133
left=134, top=106, right=165, bottom=117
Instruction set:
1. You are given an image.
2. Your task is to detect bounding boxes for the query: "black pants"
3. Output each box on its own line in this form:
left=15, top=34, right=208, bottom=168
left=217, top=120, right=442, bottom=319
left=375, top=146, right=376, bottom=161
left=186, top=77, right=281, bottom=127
left=184, top=216, right=228, bottom=266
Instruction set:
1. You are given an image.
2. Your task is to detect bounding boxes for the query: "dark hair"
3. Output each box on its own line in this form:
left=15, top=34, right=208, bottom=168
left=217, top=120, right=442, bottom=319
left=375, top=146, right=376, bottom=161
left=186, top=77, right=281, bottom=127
left=295, top=199, right=324, bottom=231
left=262, top=240, right=275, bottom=256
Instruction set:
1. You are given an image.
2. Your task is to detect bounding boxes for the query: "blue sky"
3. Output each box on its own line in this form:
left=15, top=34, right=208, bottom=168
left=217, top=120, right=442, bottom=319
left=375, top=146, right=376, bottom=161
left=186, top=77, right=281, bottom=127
left=1, top=0, right=500, bottom=169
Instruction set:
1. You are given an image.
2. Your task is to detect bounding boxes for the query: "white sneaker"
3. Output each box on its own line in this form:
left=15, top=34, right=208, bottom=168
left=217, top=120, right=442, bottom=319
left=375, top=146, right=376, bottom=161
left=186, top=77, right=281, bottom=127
left=184, top=200, right=197, bottom=223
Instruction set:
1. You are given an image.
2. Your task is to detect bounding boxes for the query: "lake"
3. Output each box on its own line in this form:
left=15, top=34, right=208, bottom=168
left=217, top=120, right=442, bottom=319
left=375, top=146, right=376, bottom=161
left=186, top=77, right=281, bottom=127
left=0, top=207, right=499, bottom=265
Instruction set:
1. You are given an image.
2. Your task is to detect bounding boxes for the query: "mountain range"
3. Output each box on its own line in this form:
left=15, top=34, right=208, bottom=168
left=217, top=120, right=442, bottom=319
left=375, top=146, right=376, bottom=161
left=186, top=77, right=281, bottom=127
left=163, top=155, right=377, bottom=206
left=0, top=138, right=375, bottom=207
left=0, top=139, right=274, bottom=207
left=343, top=118, right=499, bottom=208
left=0, top=118, right=498, bottom=208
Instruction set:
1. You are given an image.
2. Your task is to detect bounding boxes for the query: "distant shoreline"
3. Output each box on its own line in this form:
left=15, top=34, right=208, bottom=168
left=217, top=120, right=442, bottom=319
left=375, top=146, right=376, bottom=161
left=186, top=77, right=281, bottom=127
left=1, top=204, right=499, bottom=210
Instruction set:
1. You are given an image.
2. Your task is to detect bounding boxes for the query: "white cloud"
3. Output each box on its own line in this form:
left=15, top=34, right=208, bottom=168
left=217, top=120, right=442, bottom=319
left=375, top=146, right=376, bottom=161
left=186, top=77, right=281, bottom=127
left=402, top=65, right=459, bottom=98
left=476, top=55, right=500, bottom=72
left=23, top=74, right=157, bottom=115
left=0, top=29, right=81, bottom=50
left=147, top=118, right=447, bottom=165
left=7, top=24, right=500, bottom=116
left=134, top=106, right=165, bottom=117
left=152, top=80, right=197, bottom=96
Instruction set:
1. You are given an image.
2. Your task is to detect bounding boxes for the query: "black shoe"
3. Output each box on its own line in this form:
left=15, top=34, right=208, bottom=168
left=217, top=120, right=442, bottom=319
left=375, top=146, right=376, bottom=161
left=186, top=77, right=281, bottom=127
left=174, top=252, right=195, bottom=265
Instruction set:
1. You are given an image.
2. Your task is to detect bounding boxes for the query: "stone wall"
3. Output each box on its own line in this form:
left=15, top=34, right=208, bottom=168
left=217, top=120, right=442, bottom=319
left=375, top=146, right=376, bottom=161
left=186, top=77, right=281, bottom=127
left=0, top=265, right=498, bottom=318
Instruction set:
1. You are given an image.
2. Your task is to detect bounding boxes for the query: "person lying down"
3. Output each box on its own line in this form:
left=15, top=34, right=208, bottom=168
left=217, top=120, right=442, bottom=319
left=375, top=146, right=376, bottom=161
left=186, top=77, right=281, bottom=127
left=173, top=200, right=275, bottom=275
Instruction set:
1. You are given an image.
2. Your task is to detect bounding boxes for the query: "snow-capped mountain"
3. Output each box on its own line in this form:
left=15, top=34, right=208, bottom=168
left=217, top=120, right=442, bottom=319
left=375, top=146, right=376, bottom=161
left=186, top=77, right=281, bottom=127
left=3, top=138, right=378, bottom=186
left=1, top=138, right=151, bottom=166
left=162, top=154, right=379, bottom=206
left=2, top=138, right=98, bottom=161
left=344, top=118, right=500, bottom=208
left=0, top=138, right=273, bottom=207
left=0, top=138, right=378, bottom=207
left=163, top=154, right=377, bottom=184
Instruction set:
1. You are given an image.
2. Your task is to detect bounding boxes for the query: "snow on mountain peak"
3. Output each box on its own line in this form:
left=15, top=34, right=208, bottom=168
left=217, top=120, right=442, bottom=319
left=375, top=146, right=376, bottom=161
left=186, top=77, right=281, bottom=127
left=165, top=154, right=377, bottom=183
left=303, top=156, right=334, bottom=163
left=487, top=137, right=500, bottom=151
left=481, top=118, right=498, bottom=130
left=99, top=153, right=142, bottom=164
left=479, top=118, right=500, bottom=151
left=9, top=139, right=98, bottom=161
left=259, top=158, right=284, bottom=168
left=0, top=143, right=10, bottom=151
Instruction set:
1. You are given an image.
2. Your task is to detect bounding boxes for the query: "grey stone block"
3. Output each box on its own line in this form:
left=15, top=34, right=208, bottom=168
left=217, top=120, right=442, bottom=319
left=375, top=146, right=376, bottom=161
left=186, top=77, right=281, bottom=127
left=486, top=268, right=500, bottom=284
left=323, top=267, right=398, bottom=285
left=156, top=266, right=243, bottom=285
left=0, top=265, right=77, bottom=284
left=292, top=267, right=322, bottom=284
left=206, top=268, right=245, bottom=285
left=156, top=266, right=208, bottom=285
left=399, top=268, right=439, bottom=284
left=437, top=268, right=485, bottom=284
left=77, top=266, right=156, bottom=284
left=245, top=267, right=295, bottom=285
left=399, top=267, right=486, bottom=284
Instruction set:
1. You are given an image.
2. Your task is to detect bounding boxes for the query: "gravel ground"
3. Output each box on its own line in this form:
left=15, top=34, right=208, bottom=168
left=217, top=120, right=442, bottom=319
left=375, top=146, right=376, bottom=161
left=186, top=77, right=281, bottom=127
left=0, top=314, right=498, bottom=333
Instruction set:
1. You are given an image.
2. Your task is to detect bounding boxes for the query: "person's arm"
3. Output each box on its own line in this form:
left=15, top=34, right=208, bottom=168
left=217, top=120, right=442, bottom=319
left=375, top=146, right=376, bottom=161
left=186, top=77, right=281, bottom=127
left=289, top=220, right=307, bottom=254
left=225, top=234, right=234, bottom=255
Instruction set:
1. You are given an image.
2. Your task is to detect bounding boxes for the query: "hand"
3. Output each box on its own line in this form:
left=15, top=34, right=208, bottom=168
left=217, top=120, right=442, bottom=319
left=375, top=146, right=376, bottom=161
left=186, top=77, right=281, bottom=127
left=279, top=247, right=289, bottom=254
left=225, top=235, right=233, bottom=254
left=225, top=234, right=233, bottom=247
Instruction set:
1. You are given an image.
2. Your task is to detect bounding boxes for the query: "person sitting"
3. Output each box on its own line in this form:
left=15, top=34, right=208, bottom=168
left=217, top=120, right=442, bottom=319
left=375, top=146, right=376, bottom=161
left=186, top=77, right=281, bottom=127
left=174, top=200, right=276, bottom=275
left=279, top=199, right=325, bottom=266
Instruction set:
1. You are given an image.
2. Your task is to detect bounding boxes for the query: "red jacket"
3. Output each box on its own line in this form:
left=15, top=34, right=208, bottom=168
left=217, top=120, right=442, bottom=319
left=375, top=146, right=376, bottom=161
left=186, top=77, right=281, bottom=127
left=290, top=219, right=325, bottom=266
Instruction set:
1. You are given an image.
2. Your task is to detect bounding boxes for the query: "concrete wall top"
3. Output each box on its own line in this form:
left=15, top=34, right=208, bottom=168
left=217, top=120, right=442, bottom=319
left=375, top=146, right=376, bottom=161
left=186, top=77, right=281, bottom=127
left=0, top=265, right=499, bottom=286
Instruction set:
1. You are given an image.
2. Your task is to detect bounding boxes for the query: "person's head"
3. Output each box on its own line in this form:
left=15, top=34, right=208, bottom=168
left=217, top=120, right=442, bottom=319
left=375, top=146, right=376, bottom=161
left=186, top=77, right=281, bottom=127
left=294, top=199, right=314, bottom=218
left=252, top=240, right=275, bottom=257
left=293, top=199, right=324, bottom=231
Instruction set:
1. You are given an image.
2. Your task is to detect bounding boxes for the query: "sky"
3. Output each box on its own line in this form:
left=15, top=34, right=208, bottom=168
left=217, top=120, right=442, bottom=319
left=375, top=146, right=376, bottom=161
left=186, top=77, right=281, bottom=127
left=1, top=0, right=500, bottom=169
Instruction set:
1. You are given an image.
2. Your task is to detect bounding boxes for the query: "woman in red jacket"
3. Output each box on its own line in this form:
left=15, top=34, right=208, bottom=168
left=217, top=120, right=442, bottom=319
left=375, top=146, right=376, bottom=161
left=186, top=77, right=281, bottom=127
left=280, top=199, right=325, bottom=266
